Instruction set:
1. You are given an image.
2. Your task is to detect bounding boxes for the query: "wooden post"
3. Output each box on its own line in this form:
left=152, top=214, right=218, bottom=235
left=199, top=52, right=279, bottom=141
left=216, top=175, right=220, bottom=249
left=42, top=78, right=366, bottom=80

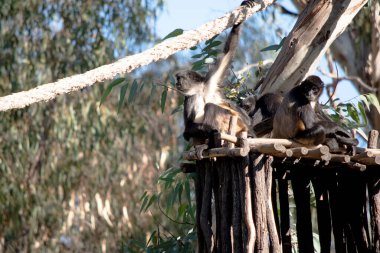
left=240, top=156, right=256, bottom=252
left=278, top=168, right=292, bottom=253
left=291, top=165, right=314, bottom=253
left=251, top=153, right=269, bottom=252
left=368, top=130, right=380, bottom=251
left=312, top=172, right=332, bottom=253
left=228, top=116, right=238, bottom=148
left=265, top=156, right=281, bottom=252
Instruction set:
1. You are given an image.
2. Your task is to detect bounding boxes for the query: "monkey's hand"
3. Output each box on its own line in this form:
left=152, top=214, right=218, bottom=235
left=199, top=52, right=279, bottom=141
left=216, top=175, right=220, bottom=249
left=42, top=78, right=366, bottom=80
left=194, top=144, right=208, bottom=160
left=241, top=0, right=256, bottom=7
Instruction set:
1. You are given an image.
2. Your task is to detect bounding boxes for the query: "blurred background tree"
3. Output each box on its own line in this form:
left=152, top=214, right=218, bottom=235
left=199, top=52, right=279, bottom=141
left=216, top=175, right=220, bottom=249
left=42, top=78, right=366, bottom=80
left=0, top=0, right=182, bottom=251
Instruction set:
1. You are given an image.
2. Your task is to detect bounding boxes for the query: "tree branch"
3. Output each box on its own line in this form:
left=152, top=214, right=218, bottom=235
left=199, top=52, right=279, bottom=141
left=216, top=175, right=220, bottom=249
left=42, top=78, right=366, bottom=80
left=260, top=0, right=368, bottom=94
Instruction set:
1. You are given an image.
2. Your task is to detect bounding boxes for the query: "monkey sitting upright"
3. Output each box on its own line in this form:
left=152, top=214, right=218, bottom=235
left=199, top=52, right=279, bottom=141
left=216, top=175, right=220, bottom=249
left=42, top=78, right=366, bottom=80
left=176, top=1, right=255, bottom=153
left=272, top=75, right=326, bottom=146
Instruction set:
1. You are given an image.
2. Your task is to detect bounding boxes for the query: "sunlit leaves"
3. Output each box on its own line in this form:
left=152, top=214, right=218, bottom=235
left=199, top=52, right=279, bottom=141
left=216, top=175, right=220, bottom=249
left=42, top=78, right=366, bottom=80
left=326, top=93, right=380, bottom=131
left=190, top=35, right=222, bottom=71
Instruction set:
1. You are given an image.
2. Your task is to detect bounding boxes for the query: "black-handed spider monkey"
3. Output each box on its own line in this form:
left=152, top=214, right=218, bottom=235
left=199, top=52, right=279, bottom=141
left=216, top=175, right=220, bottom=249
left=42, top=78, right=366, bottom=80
left=272, top=75, right=326, bottom=145
left=242, top=93, right=284, bottom=137
left=315, top=104, right=358, bottom=153
left=176, top=0, right=255, bottom=147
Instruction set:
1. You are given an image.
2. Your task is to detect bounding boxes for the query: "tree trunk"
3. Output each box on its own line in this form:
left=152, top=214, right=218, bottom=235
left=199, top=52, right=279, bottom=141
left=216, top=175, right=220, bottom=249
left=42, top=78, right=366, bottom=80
left=261, top=0, right=368, bottom=94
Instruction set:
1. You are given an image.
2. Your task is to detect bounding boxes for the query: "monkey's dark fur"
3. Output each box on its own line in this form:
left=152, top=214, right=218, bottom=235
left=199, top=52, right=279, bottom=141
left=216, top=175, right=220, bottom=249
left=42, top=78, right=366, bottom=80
left=272, top=75, right=326, bottom=145
left=242, top=93, right=283, bottom=137
left=176, top=1, right=255, bottom=145
left=272, top=75, right=358, bottom=151
left=316, top=104, right=358, bottom=152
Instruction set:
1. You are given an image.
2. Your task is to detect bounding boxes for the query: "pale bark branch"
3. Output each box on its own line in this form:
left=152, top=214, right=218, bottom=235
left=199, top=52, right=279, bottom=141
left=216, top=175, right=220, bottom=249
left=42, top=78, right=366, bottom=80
left=260, top=0, right=368, bottom=94
left=0, top=0, right=276, bottom=112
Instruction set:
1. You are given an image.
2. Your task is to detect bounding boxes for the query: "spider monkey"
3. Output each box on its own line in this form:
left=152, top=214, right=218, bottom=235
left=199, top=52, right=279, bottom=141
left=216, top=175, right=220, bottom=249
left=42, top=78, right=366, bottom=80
left=242, top=93, right=283, bottom=137
left=272, top=75, right=326, bottom=145
left=176, top=0, right=255, bottom=149
left=315, top=104, right=358, bottom=153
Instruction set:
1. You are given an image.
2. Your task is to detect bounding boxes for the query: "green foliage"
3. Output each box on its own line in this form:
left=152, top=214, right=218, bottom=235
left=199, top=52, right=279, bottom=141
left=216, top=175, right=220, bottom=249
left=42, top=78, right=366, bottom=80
left=162, top=29, right=184, bottom=41
left=190, top=35, right=222, bottom=71
left=322, top=93, right=380, bottom=139
left=101, top=78, right=126, bottom=105
left=0, top=0, right=170, bottom=251
left=101, top=75, right=178, bottom=115
left=132, top=166, right=196, bottom=252
left=161, top=88, right=168, bottom=113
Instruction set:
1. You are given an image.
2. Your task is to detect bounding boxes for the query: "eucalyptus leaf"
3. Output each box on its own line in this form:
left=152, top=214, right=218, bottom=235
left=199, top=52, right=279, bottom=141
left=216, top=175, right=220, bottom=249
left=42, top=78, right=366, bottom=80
left=161, top=88, right=168, bottom=113
left=204, top=40, right=222, bottom=51
left=358, top=102, right=368, bottom=126
left=145, top=195, right=157, bottom=212
left=260, top=37, right=286, bottom=52
left=117, top=82, right=129, bottom=113
left=100, top=77, right=125, bottom=105
left=191, top=53, right=204, bottom=59
left=260, top=44, right=281, bottom=52
left=128, top=79, right=139, bottom=104
left=192, top=60, right=204, bottom=71
left=162, top=28, right=184, bottom=40
left=140, top=195, right=149, bottom=213
left=147, top=84, right=157, bottom=105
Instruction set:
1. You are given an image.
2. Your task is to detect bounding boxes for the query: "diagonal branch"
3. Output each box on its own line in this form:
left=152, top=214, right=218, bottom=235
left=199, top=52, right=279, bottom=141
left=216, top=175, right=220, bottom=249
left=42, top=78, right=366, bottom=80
left=0, top=0, right=275, bottom=112
left=260, top=0, right=368, bottom=94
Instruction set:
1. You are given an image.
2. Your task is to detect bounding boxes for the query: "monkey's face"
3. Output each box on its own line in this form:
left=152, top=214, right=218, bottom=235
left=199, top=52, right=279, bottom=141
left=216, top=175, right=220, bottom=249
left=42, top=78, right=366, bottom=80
left=303, top=83, right=322, bottom=102
left=301, top=75, right=324, bottom=102
left=175, top=70, right=205, bottom=96
left=299, top=77, right=323, bottom=102
left=241, top=96, right=256, bottom=113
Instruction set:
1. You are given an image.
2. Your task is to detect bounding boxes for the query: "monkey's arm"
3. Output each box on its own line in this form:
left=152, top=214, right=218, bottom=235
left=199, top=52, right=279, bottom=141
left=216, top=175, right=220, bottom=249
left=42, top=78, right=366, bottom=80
left=294, top=106, right=325, bottom=145
left=298, top=105, right=318, bottom=130
left=204, top=23, right=242, bottom=100
left=203, top=1, right=255, bottom=99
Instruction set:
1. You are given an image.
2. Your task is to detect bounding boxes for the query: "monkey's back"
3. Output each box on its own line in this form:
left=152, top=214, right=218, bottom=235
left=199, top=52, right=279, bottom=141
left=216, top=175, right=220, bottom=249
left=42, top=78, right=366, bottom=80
left=271, top=96, right=300, bottom=139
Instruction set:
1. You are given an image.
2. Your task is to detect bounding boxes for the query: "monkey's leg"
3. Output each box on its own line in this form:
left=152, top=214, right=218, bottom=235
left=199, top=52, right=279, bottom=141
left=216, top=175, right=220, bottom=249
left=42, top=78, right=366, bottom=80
left=333, top=134, right=359, bottom=147
left=324, top=138, right=340, bottom=152
left=294, top=125, right=326, bottom=146
left=203, top=103, right=231, bottom=133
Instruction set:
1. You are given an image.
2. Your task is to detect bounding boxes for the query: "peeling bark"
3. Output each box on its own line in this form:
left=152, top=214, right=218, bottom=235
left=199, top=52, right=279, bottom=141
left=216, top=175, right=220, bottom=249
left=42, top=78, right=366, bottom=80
left=261, top=0, right=368, bottom=94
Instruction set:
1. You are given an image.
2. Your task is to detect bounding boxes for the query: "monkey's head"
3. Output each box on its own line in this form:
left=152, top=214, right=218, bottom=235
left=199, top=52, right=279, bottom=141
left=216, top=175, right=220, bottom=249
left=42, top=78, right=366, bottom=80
left=299, top=75, right=324, bottom=102
left=241, top=96, right=257, bottom=114
left=175, top=70, right=205, bottom=96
